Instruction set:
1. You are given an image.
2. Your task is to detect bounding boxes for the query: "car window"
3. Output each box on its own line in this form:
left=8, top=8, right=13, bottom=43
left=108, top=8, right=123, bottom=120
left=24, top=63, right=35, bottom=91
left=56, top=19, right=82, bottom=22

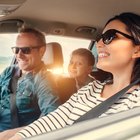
left=0, top=33, right=17, bottom=74
left=0, top=33, right=91, bottom=75
left=46, top=35, right=91, bottom=75
left=90, top=42, right=98, bottom=71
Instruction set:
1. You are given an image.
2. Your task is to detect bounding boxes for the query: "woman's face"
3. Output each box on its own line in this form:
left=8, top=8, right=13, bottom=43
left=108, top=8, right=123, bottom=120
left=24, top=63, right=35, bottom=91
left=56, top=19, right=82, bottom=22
left=96, top=19, right=139, bottom=73
left=68, top=54, right=92, bottom=79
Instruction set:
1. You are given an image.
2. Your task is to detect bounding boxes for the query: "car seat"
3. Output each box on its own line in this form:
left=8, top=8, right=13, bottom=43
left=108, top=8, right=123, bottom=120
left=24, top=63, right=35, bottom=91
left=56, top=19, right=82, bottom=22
left=42, top=42, right=64, bottom=69
left=42, top=42, right=76, bottom=104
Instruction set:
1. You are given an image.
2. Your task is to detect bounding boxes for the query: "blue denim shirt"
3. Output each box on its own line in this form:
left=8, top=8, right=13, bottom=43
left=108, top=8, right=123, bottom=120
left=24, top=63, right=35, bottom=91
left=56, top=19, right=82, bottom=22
left=0, top=64, right=59, bottom=131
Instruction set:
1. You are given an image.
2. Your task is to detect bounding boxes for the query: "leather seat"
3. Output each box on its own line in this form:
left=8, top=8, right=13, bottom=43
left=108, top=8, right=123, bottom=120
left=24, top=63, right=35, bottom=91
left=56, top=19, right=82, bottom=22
left=42, top=42, right=64, bottom=69
left=42, top=42, right=76, bottom=104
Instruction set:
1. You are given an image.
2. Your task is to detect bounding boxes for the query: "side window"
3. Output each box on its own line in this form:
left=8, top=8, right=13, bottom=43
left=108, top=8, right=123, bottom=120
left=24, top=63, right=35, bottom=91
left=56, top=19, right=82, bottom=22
left=0, top=34, right=92, bottom=75
left=46, top=35, right=91, bottom=75
left=90, top=42, right=98, bottom=71
left=0, top=33, right=17, bottom=74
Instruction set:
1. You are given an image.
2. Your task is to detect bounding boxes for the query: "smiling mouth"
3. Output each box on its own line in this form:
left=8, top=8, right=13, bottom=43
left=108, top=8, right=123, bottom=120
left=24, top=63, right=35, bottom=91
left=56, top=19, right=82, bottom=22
left=70, top=71, right=77, bottom=74
left=17, top=59, right=28, bottom=64
left=98, top=52, right=110, bottom=58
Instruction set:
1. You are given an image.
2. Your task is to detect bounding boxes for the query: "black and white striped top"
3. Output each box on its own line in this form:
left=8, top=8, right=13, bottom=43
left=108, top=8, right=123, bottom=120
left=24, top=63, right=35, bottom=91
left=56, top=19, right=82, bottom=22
left=17, top=80, right=140, bottom=138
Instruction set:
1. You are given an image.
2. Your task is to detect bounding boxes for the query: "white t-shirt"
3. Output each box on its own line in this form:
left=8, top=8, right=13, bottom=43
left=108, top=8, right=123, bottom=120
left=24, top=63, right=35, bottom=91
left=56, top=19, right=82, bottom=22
left=17, top=80, right=140, bottom=138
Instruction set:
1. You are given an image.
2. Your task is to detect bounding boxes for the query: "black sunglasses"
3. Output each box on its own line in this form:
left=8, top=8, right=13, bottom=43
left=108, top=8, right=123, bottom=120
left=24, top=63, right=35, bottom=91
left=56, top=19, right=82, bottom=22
left=11, top=46, right=42, bottom=54
left=96, top=29, right=135, bottom=45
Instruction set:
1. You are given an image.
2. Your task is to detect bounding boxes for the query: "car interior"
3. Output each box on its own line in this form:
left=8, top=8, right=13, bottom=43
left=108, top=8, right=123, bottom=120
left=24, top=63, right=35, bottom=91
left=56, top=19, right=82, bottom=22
left=0, top=0, right=140, bottom=139
left=26, top=107, right=140, bottom=140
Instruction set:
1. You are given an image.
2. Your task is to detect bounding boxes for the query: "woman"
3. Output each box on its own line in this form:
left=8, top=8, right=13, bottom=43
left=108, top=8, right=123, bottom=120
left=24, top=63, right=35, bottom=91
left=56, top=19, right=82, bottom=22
left=9, top=12, right=140, bottom=140
left=68, top=48, right=95, bottom=90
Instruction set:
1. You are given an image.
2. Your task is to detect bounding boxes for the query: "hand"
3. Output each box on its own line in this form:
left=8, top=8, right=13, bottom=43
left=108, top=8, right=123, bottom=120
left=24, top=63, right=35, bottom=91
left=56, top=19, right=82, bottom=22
left=0, top=130, right=11, bottom=140
left=0, top=128, right=19, bottom=140
left=9, top=134, right=23, bottom=140
left=0, top=127, right=23, bottom=140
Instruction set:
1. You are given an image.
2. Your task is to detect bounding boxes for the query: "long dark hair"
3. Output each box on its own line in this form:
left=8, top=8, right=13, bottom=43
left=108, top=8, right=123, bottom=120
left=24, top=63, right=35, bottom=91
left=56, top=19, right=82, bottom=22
left=105, top=12, right=140, bottom=84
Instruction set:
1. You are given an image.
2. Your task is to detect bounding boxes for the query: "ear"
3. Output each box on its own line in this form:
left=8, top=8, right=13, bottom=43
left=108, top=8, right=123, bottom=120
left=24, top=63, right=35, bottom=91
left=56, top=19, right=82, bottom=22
left=132, top=46, right=140, bottom=58
left=40, top=45, right=46, bottom=57
left=87, top=66, right=93, bottom=74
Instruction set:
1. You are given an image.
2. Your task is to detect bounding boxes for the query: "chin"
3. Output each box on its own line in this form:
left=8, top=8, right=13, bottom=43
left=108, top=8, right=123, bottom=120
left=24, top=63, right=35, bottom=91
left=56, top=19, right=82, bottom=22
left=18, top=65, right=30, bottom=72
left=70, top=75, right=76, bottom=78
left=96, top=63, right=111, bottom=72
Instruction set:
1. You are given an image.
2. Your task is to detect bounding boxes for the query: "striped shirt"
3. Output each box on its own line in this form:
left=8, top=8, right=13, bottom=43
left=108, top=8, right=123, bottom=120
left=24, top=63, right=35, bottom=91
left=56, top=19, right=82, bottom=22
left=17, top=80, right=140, bottom=138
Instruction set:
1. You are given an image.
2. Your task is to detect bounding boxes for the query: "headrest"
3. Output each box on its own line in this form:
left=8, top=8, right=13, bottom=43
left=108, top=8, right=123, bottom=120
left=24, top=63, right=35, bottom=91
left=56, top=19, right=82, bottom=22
left=42, top=42, right=64, bottom=69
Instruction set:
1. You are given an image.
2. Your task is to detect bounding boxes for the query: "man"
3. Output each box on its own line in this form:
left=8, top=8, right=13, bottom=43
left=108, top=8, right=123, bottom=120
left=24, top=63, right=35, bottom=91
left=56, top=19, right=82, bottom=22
left=0, top=27, right=59, bottom=133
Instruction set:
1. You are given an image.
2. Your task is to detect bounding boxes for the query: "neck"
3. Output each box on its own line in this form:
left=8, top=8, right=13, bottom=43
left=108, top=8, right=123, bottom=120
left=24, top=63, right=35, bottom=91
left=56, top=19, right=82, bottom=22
left=76, top=75, right=89, bottom=84
left=112, top=74, right=131, bottom=89
left=21, top=62, right=44, bottom=76
left=108, top=62, right=135, bottom=89
left=101, top=66, right=134, bottom=98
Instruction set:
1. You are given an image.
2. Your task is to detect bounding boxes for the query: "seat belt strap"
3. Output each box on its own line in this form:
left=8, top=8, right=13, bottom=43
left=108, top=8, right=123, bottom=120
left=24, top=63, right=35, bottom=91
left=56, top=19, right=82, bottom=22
left=9, top=67, right=21, bottom=128
left=75, top=78, right=140, bottom=123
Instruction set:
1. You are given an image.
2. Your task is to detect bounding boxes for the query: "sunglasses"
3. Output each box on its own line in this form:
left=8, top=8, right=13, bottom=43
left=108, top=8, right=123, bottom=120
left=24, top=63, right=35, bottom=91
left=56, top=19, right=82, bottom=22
left=11, top=46, right=42, bottom=54
left=96, top=29, right=135, bottom=45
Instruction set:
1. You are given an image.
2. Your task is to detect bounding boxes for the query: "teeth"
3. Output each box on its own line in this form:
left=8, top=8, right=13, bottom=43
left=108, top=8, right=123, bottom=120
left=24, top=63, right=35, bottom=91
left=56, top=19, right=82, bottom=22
left=98, top=52, right=109, bottom=58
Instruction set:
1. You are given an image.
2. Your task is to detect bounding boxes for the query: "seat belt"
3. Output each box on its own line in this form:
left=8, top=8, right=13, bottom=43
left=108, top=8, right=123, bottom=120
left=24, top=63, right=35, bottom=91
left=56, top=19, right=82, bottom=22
left=74, top=78, right=140, bottom=124
left=9, top=67, right=21, bottom=128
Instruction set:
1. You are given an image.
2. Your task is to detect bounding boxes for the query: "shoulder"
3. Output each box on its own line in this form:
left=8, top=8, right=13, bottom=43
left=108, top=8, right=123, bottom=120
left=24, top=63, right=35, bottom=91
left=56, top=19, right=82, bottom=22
left=131, top=87, right=140, bottom=98
left=36, top=64, right=53, bottom=78
left=34, top=65, right=57, bottom=89
left=85, top=79, right=105, bottom=89
left=1, top=65, right=17, bottom=76
left=34, top=64, right=51, bottom=80
left=77, top=79, right=105, bottom=95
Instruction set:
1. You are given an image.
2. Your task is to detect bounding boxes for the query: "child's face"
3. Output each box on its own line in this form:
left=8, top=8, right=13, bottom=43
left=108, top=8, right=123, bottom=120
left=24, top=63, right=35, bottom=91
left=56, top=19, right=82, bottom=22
left=68, top=54, right=92, bottom=79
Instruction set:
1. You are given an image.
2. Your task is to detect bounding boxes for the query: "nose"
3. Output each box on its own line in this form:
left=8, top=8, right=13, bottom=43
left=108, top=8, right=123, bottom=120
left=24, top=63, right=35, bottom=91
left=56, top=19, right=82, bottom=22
left=17, top=49, right=21, bottom=54
left=69, top=63, right=77, bottom=70
left=72, top=63, right=77, bottom=69
left=16, top=49, right=24, bottom=57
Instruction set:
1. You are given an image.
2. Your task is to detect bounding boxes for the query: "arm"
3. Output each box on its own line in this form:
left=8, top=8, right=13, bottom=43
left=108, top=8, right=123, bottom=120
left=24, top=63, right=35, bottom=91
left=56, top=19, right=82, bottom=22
left=10, top=94, right=78, bottom=139
left=0, top=66, right=14, bottom=85
left=0, top=127, right=24, bottom=140
left=9, top=134, right=22, bottom=140
left=10, top=81, right=96, bottom=139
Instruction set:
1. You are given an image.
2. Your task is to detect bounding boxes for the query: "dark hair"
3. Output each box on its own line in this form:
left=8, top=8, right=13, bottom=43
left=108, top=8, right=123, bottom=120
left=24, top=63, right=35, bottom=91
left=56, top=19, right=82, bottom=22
left=105, top=12, right=140, bottom=83
left=71, top=48, right=95, bottom=66
left=19, top=27, right=46, bottom=46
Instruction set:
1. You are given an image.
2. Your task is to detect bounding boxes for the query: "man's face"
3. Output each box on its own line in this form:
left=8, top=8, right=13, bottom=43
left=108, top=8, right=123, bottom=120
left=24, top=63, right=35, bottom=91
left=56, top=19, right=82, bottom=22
left=15, top=33, right=45, bottom=72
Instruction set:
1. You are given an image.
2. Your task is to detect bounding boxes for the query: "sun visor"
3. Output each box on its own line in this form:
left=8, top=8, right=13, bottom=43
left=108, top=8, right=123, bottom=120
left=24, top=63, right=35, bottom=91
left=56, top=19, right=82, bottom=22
left=0, top=19, right=24, bottom=33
